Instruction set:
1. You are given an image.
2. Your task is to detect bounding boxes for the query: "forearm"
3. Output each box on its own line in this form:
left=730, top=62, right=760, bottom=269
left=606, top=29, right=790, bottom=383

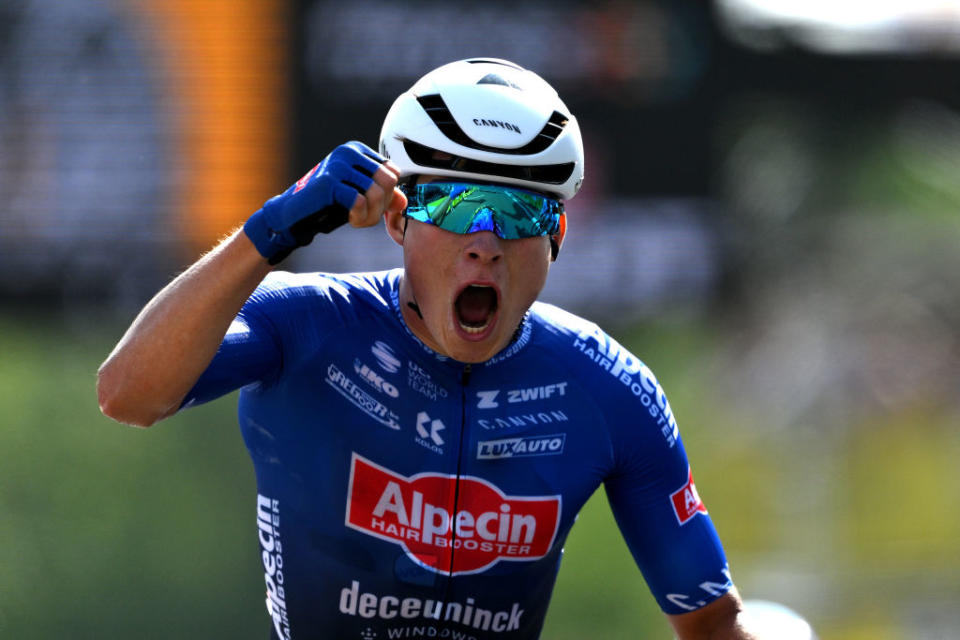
left=97, top=229, right=272, bottom=426
left=669, top=590, right=761, bottom=640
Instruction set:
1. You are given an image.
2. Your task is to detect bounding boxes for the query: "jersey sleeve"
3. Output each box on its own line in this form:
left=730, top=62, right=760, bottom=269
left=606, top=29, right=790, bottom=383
left=178, top=270, right=379, bottom=410
left=598, top=341, right=733, bottom=614
left=178, top=279, right=288, bottom=410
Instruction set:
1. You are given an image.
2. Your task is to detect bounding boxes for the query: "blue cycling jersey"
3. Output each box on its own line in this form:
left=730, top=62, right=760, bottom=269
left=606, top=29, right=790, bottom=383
left=182, top=269, right=732, bottom=640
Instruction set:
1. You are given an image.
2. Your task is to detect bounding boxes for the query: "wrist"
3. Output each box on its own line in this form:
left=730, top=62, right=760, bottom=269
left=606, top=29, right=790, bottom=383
left=244, top=202, right=295, bottom=265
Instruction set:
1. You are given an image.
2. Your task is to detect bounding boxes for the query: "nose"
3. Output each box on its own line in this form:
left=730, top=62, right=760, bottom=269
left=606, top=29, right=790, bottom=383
left=464, top=231, right=502, bottom=263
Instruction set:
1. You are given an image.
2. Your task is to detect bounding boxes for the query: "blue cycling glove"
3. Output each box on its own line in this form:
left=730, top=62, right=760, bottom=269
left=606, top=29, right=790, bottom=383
left=244, top=141, right=385, bottom=264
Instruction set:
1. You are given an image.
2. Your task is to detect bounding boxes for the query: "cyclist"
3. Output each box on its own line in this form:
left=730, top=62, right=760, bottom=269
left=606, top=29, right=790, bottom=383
left=98, top=58, right=765, bottom=639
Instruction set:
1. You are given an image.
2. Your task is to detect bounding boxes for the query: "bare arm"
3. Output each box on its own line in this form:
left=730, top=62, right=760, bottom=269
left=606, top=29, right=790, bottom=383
left=668, top=589, right=759, bottom=640
left=97, top=230, right=272, bottom=426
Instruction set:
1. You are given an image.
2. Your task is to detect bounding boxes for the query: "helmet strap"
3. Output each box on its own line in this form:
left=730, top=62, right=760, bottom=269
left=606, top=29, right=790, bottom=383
left=407, top=300, right=423, bottom=319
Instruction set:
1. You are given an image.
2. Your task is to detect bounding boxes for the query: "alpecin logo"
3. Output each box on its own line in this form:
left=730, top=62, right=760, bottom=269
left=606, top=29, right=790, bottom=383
left=670, top=467, right=707, bottom=526
left=345, top=454, right=561, bottom=575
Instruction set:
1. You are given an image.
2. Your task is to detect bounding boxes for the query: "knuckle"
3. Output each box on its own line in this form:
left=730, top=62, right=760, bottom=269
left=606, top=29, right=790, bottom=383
left=380, top=170, right=398, bottom=187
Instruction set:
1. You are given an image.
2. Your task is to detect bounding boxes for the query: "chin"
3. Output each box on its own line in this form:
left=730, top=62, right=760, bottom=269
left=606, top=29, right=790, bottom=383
left=440, top=324, right=511, bottom=363
left=443, top=339, right=499, bottom=364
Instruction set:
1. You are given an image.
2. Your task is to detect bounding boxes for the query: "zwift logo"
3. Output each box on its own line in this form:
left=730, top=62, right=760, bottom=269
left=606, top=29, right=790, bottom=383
left=476, top=382, right=568, bottom=409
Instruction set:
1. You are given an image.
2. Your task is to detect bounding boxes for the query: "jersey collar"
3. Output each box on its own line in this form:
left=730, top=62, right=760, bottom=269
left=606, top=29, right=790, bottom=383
left=385, top=269, right=532, bottom=369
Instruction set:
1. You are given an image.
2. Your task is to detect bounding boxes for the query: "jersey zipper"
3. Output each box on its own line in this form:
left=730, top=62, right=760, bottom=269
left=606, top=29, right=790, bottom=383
left=445, top=363, right=472, bottom=585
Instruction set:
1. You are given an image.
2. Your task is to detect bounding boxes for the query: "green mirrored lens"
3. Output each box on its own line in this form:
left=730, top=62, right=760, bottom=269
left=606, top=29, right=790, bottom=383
left=404, top=183, right=561, bottom=238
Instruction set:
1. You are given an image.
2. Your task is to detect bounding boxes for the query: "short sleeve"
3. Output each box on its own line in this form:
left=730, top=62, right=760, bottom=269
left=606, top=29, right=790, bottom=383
left=179, top=290, right=283, bottom=410
left=601, top=355, right=733, bottom=614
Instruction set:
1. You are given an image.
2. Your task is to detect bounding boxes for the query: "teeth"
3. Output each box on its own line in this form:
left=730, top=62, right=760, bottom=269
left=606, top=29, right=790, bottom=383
left=459, top=319, right=490, bottom=334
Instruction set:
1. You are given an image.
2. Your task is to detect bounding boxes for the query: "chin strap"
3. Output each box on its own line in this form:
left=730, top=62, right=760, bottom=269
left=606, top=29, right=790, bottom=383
left=402, top=206, right=424, bottom=318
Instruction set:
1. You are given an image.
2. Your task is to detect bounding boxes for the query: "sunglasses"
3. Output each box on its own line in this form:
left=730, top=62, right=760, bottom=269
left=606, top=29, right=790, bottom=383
left=401, top=182, right=563, bottom=239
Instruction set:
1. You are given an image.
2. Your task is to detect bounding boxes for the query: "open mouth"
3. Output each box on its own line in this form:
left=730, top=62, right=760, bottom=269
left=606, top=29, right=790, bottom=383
left=454, top=284, right=499, bottom=335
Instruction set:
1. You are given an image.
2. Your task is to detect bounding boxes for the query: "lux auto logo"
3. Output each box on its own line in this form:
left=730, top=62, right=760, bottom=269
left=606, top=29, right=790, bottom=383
left=345, top=454, right=561, bottom=575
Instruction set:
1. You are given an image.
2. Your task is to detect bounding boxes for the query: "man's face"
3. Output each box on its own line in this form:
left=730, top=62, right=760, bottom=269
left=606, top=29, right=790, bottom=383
left=385, top=181, right=556, bottom=363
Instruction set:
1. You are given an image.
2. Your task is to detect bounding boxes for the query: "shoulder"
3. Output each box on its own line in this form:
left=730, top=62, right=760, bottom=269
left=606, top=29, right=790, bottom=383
left=245, top=268, right=400, bottom=318
left=527, top=300, right=597, bottom=341
left=527, top=301, right=635, bottom=376
left=527, top=301, right=680, bottom=448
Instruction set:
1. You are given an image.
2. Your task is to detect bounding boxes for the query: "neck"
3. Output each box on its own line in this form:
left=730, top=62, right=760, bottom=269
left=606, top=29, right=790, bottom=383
left=397, top=275, right=447, bottom=356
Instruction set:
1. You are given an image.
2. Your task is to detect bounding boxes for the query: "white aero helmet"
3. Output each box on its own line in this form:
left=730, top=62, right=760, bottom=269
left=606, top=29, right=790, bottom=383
left=379, top=58, right=584, bottom=201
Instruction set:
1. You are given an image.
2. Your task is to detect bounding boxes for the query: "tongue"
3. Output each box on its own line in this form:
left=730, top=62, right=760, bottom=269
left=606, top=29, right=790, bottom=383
left=456, top=286, right=496, bottom=326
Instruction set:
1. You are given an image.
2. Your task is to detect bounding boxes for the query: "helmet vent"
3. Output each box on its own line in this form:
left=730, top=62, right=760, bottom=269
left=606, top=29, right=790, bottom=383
left=477, top=73, right=521, bottom=90
left=464, top=58, right=525, bottom=71
left=416, top=94, right=568, bottom=156
left=403, top=140, right=575, bottom=187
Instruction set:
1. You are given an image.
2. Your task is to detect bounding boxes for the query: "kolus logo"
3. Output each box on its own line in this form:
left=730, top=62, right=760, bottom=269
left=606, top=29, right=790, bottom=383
left=416, top=412, right=445, bottom=446
left=415, top=411, right=445, bottom=454
left=345, top=454, right=561, bottom=575
left=372, top=341, right=402, bottom=373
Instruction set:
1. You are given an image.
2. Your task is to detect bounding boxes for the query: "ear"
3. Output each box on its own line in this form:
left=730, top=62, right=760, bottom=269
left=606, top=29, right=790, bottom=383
left=549, top=213, right=567, bottom=261
left=383, top=187, right=408, bottom=247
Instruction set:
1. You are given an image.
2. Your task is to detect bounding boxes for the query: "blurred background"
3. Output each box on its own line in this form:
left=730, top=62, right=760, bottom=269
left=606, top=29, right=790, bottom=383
left=2, top=0, right=959, bottom=637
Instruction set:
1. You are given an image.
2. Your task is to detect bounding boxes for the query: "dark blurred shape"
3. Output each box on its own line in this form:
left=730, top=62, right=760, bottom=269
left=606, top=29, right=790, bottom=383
left=291, top=0, right=722, bottom=318
left=294, top=0, right=717, bottom=199
left=0, top=0, right=175, bottom=311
